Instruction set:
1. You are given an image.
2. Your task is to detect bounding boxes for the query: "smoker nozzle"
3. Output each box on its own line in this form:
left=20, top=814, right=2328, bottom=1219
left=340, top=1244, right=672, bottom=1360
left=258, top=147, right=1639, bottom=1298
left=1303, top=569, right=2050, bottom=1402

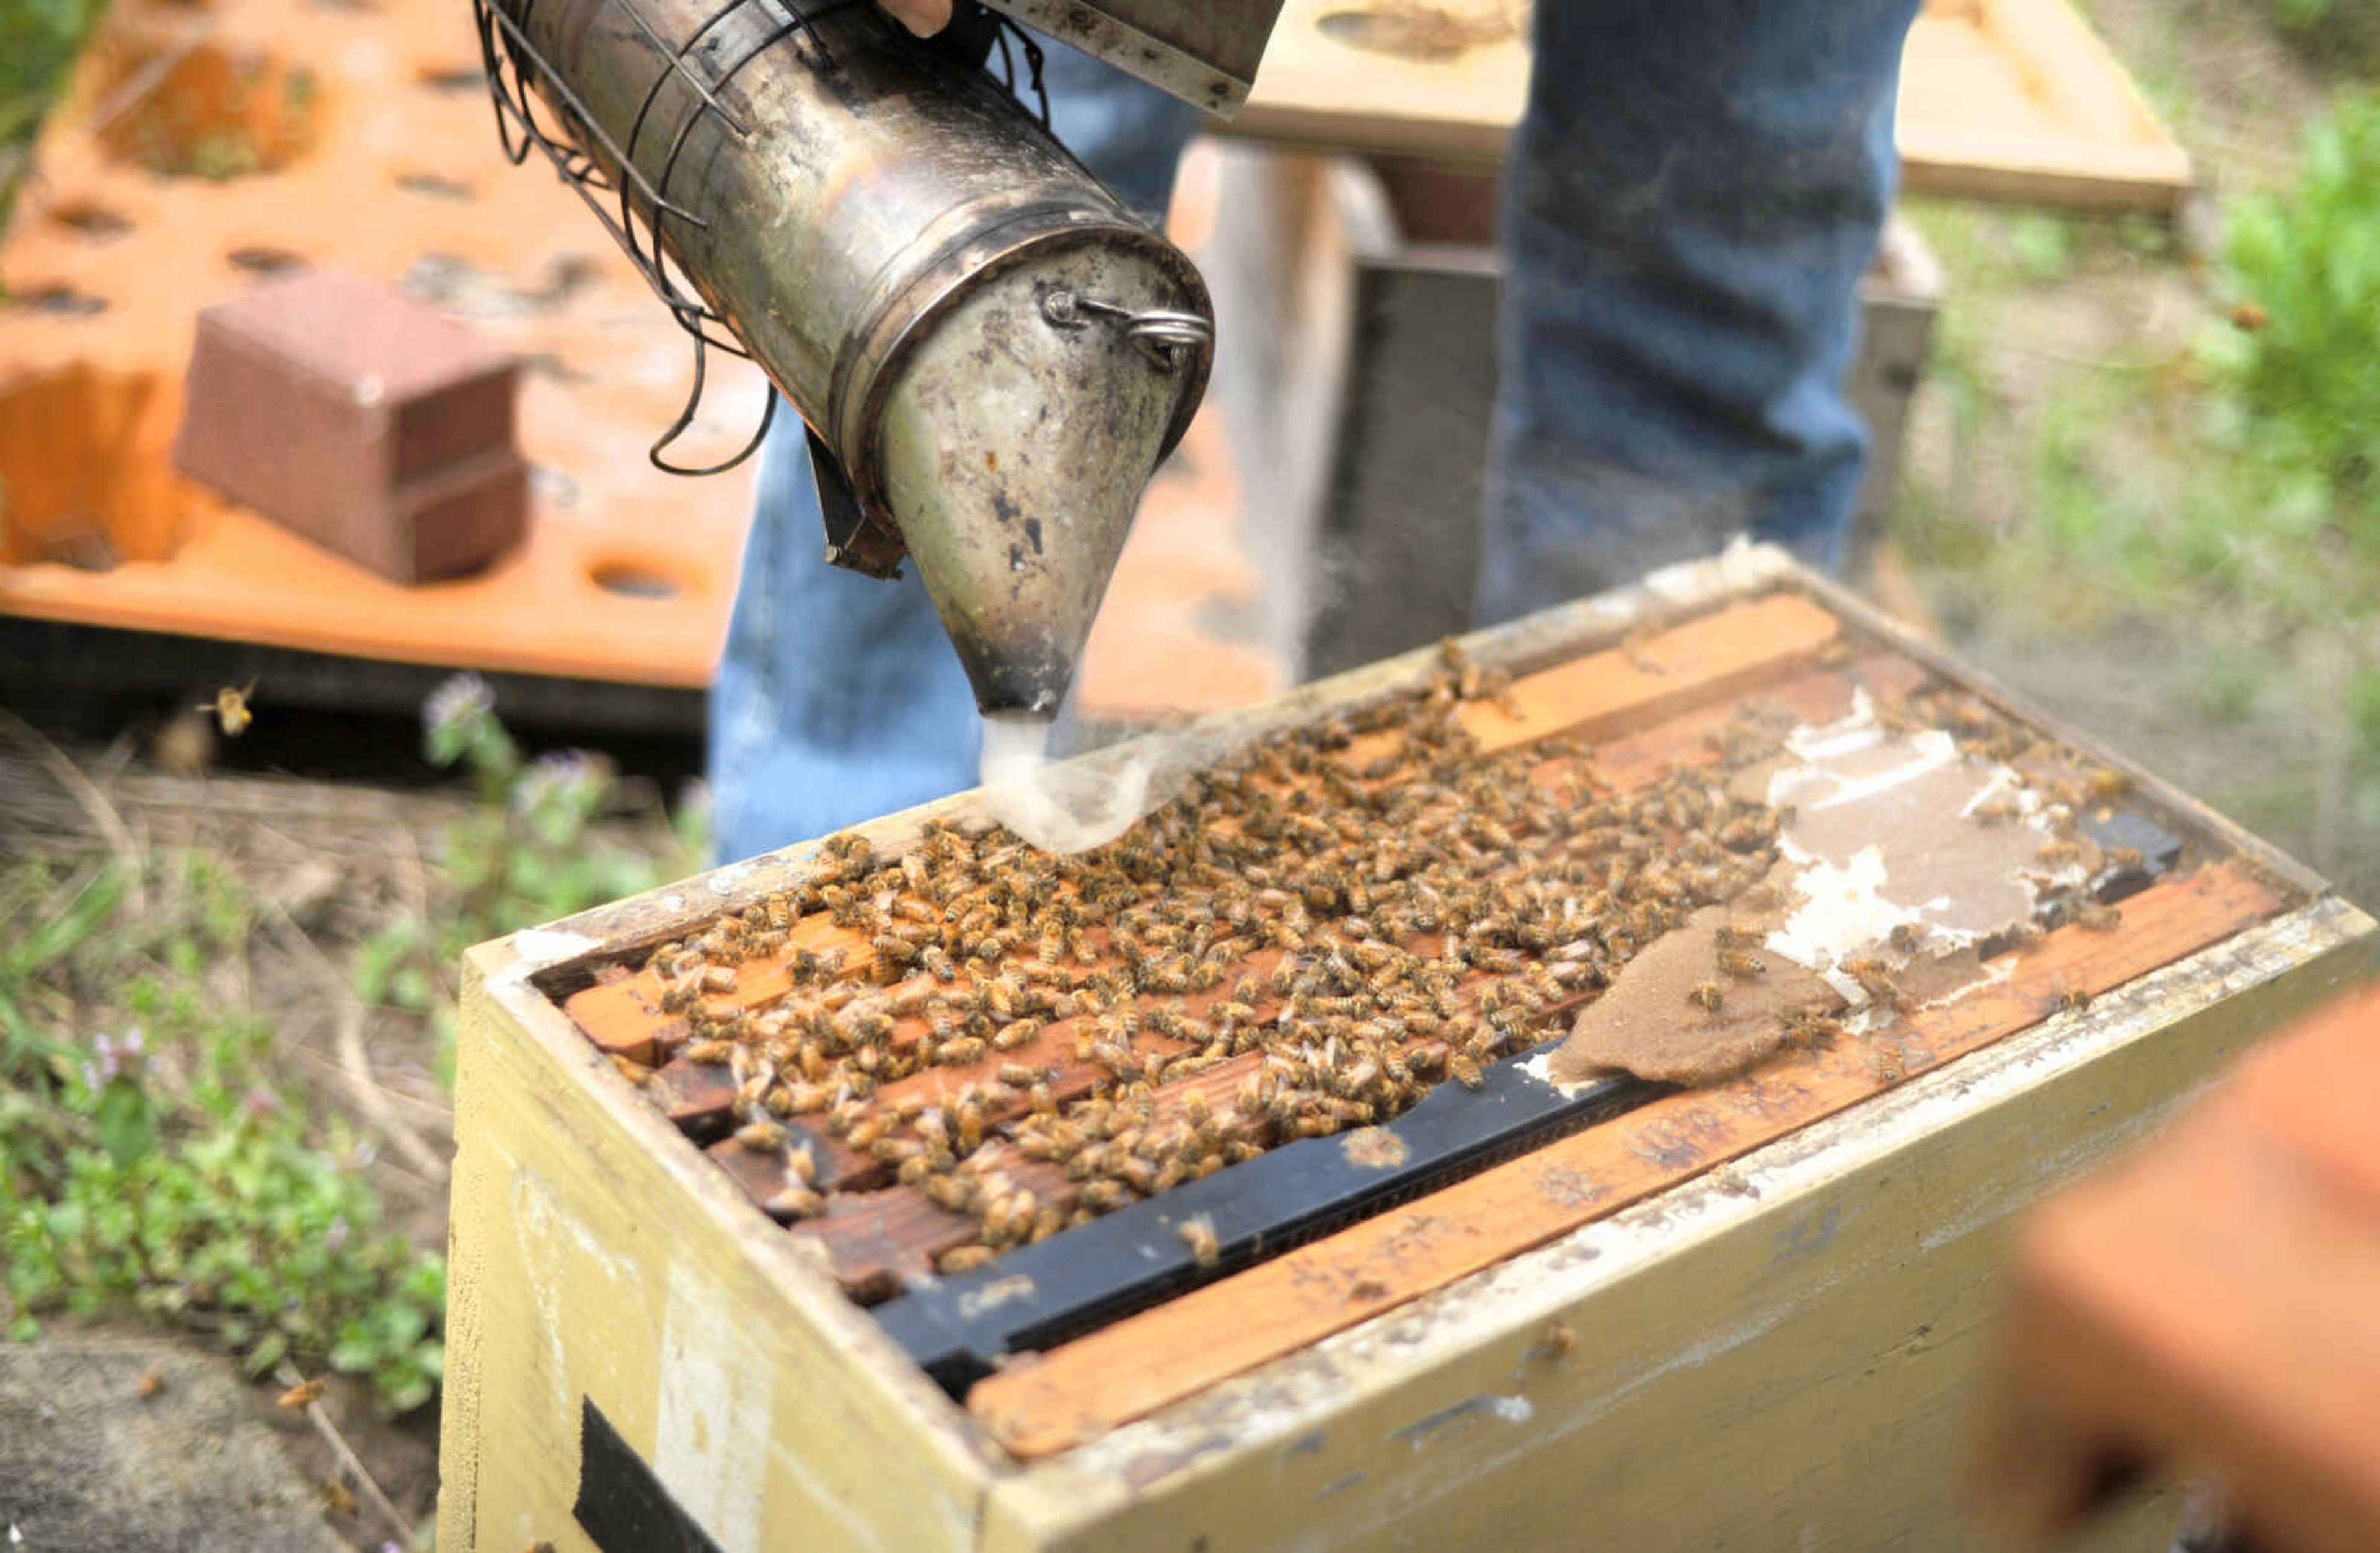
left=874, top=249, right=1210, bottom=717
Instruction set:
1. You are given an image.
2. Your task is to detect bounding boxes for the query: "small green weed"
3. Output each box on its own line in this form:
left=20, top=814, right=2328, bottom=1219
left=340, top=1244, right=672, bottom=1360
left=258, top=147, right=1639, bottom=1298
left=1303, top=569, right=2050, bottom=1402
left=1, top=855, right=446, bottom=1413
left=354, top=675, right=705, bottom=1075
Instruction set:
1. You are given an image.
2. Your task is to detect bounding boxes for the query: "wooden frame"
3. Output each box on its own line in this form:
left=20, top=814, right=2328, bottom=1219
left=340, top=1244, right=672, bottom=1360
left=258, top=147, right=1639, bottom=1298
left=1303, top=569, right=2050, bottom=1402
left=1225, top=0, right=2193, bottom=213
left=440, top=547, right=2369, bottom=1551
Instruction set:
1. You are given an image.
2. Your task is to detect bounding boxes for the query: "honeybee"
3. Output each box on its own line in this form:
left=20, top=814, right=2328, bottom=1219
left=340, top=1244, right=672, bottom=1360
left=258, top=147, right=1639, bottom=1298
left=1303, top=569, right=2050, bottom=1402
left=735, top=1120, right=788, bottom=1153
left=2105, top=846, right=2144, bottom=871
left=2057, top=987, right=2093, bottom=1013
left=1841, top=957, right=1900, bottom=1006
left=1969, top=795, right=2022, bottom=826
left=2085, top=768, right=2130, bottom=802
left=1716, top=948, right=1766, bottom=978
left=2074, top=902, right=2121, bottom=931
left=1176, top=1214, right=1220, bottom=1268
left=201, top=679, right=258, bottom=737
left=1448, top=1054, right=1484, bottom=1091
left=765, top=1186, right=826, bottom=1220
left=1688, top=981, right=1724, bottom=1013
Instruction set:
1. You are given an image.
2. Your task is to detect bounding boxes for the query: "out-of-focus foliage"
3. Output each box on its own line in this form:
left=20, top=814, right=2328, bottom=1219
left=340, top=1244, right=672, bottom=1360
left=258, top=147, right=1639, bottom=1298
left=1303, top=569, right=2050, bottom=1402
left=2262, top=0, right=2380, bottom=74
left=0, top=0, right=108, bottom=231
left=2207, top=90, right=2380, bottom=560
left=1, top=856, right=446, bottom=1414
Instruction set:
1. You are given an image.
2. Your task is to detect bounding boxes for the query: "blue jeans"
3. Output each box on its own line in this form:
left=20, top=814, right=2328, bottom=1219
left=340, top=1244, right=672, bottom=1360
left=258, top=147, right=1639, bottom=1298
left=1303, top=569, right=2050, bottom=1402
left=711, top=2, right=1919, bottom=860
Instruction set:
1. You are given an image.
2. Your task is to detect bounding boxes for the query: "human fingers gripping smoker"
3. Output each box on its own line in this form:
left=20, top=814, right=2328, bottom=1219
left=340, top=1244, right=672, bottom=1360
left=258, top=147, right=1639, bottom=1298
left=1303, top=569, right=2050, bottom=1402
left=474, top=0, right=1287, bottom=724
left=876, top=0, right=953, bottom=34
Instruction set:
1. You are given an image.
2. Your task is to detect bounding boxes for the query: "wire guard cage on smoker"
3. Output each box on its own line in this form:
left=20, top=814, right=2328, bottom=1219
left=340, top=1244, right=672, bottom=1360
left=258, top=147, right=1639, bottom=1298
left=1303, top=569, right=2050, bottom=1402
left=469, top=0, right=1212, bottom=473
left=470, top=0, right=1216, bottom=711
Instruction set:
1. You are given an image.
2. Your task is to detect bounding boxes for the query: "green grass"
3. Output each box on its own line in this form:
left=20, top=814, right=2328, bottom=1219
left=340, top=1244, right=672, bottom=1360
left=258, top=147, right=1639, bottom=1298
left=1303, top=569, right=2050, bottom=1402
left=2, top=684, right=704, bottom=1415
left=1, top=854, right=447, bottom=1412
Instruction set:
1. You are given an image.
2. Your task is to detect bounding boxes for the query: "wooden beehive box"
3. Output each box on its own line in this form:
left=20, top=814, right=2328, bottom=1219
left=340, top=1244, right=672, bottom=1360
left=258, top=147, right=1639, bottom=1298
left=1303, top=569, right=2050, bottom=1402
left=439, top=547, right=2372, bottom=1552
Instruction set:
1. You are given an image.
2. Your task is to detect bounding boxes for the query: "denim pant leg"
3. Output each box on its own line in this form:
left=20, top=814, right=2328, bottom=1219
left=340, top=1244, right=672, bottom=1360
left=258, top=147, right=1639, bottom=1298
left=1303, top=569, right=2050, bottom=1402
left=708, top=40, right=1199, bottom=862
left=1473, top=0, right=1924, bottom=625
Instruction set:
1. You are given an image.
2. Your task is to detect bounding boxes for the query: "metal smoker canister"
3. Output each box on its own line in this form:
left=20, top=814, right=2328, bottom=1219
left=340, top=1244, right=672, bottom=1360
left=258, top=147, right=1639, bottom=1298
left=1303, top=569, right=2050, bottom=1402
left=478, top=0, right=1214, bottom=713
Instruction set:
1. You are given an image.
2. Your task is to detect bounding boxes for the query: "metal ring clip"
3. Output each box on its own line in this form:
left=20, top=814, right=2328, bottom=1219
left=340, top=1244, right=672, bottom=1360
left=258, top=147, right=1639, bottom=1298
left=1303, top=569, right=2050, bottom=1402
left=1041, top=289, right=1214, bottom=372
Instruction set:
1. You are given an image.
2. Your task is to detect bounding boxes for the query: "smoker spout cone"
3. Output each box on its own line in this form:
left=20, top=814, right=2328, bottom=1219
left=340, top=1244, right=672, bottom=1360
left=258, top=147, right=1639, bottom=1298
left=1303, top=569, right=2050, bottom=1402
left=874, top=252, right=1208, bottom=716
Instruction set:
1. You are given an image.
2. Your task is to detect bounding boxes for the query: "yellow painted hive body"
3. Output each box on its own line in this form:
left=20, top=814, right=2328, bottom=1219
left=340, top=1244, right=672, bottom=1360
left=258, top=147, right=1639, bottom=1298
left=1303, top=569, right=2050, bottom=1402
left=438, top=547, right=2373, bottom=1552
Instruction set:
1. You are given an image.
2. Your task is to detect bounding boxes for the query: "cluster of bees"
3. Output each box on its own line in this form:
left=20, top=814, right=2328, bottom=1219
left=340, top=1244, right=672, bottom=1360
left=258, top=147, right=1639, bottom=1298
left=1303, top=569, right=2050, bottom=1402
left=632, top=643, right=1805, bottom=1278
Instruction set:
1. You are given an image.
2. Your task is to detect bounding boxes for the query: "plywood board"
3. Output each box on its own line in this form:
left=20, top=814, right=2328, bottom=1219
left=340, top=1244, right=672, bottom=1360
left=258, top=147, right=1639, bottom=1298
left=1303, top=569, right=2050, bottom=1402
left=1231, top=0, right=2192, bottom=211
left=0, top=0, right=758, bottom=685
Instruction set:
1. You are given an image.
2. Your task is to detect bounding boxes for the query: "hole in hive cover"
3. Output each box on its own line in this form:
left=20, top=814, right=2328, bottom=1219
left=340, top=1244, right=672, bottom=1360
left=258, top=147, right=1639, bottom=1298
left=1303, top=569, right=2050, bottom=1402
left=416, top=63, right=483, bottom=93
left=395, top=171, right=474, bottom=200
left=95, top=42, right=321, bottom=180
left=226, top=246, right=306, bottom=275
left=0, top=366, right=184, bottom=566
left=7, top=283, right=108, bottom=316
left=48, top=200, right=133, bottom=239
left=588, top=558, right=682, bottom=600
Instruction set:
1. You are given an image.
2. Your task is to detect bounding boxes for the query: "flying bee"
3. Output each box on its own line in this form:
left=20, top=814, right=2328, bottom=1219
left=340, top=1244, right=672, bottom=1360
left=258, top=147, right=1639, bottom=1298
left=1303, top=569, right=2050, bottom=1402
left=201, top=679, right=258, bottom=737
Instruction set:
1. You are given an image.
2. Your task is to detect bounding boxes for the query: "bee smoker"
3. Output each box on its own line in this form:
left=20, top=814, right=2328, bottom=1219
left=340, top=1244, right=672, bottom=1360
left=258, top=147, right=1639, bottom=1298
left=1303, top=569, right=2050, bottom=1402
left=475, top=0, right=1286, bottom=715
